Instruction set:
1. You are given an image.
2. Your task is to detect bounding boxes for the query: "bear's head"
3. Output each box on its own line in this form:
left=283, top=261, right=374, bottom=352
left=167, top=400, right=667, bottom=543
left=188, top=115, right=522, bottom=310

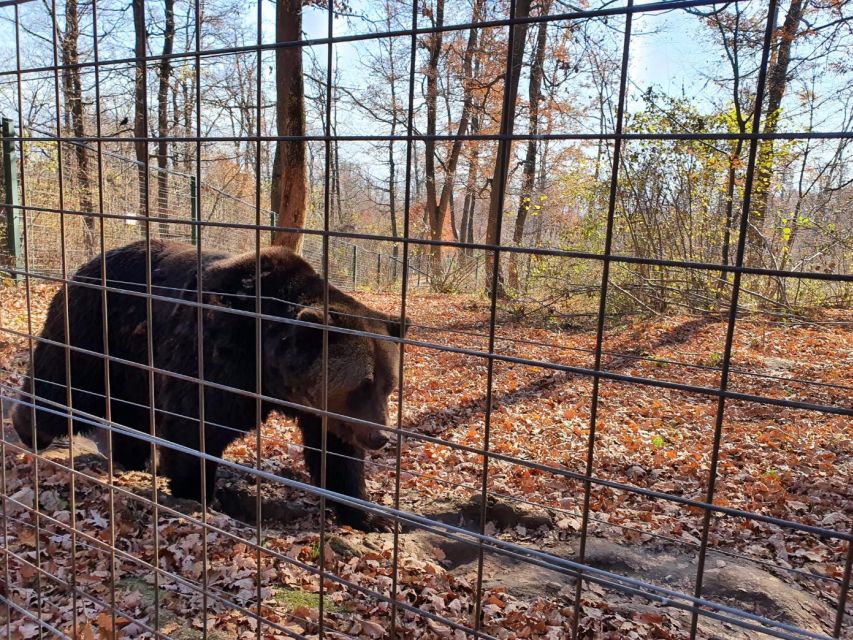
left=204, top=246, right=407, bottom=450
left=262, top=303, right=406, bottom=450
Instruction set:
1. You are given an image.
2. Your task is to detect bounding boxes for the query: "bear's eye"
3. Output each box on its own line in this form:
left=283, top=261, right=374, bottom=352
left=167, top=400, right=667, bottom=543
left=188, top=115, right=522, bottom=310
left=352, top=377, right=374, bottom=395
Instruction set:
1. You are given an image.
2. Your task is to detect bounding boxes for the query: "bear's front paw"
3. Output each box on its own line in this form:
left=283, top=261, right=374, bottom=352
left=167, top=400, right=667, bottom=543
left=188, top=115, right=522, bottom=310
left=359, top=513, right=395, bottom=533
left=336, top=506, right=393, bottom=533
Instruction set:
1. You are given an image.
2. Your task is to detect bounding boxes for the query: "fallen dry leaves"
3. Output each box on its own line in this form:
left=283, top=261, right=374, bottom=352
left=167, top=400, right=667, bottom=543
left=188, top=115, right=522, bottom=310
left=0, top=284, right=850, bottom=638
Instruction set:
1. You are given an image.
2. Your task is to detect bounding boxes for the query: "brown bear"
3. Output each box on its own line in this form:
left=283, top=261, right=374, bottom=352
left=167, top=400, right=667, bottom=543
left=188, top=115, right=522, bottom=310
left=13, top=239, right=406, bottom=531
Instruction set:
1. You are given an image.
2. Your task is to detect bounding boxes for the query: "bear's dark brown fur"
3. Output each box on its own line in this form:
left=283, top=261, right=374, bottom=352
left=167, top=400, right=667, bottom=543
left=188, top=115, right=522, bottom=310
left=13, top=240, right=406, bottom=530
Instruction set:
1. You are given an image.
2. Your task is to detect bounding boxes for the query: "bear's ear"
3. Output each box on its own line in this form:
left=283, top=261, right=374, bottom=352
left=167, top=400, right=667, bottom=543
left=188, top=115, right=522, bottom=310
left=239, top=255, right=276, bottom=292
left=291, top=306, right=332, bottom=349
left=295, top=306, right=327, bottom=326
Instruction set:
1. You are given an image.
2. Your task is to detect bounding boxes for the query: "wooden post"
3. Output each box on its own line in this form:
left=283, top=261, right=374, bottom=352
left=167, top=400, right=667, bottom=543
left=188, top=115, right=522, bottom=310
left=189, top=175, right=199, bottom=246
left=2, top=118, right=22, bottom=281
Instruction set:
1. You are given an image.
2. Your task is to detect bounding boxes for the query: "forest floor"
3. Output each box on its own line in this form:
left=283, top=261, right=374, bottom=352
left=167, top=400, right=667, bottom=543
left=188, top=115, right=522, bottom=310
left=0, top=284, right=850, bottom=639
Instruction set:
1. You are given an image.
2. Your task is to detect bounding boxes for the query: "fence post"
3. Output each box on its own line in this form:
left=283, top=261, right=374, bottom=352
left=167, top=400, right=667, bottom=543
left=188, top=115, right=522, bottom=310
left=351, top=245, right=358, bottom=289
left=270, top=210, right=277, bottom=244
left=2, top=118, right=22, bottom=281
left=189, top=175, right=198, bottom=246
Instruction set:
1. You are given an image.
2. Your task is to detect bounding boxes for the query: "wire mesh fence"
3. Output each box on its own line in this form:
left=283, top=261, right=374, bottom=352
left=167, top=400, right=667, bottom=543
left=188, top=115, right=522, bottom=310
left=0, top=0, right=851, bottom=639
left=0, top=130, right=443, bottom=292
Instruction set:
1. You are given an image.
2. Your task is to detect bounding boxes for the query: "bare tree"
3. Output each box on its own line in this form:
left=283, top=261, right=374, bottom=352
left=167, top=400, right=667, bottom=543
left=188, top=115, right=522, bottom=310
left=271, top=0, right=308, bottom=251
left=457, top=100, right=480, bottom=254
left=695, top=5, right=751, bottom=274
left=132, top=0, right=148, bottom=219
left=749, top=0, right=806, bottom=255
left=422, top=0, right=445, bottom=271
left=60, top=0, right=96, bottom=256
left=459, top=52, right=486, bottom=254
left=695, top=0, right=852, bottom=279
left=423, top=0, right=484, bottom=275
left=176, top=0, right=197, bottom=173
left=507, top=0, right=551, bottom=291
left=484, top=0, right=532, bottom=297
left=156, top=0, right=175, bottom=236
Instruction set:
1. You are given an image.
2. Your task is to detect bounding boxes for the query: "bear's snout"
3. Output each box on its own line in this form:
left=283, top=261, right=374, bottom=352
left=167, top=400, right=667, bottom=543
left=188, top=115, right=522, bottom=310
left=358, top=428, right=390, bottom=450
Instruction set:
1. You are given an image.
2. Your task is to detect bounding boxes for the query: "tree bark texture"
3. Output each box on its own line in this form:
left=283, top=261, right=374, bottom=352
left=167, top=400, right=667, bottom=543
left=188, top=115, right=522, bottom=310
left=132, top=0, right=148, bottom=220
left=424, top=0, right=483, bottom=277
left=485, top=0, right=532, bottom=298
left=508, top=0, right=549, bottom=291
left=271, top=0, right=308, bottom=252
left=61, top=0, right=95, bottom=256
left=157, top=0, right=175, bottom=237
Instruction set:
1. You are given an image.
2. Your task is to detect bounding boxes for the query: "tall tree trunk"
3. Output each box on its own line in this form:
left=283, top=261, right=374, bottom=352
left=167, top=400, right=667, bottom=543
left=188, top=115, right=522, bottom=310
left=448, top=190, right=458, bottom=241
left=508, top=0, right=549, bottom=292
left=333, top=103, right=343, bottom=225
left=459, top=192, right=471, bottom=248
left=413, top=140, right=422, bottom=203
left=720, top=138, right=744, bottom=271
left=466, top=195, right=475, bottom=245
left=384, top=9, right=400, bottom=266
left=749, top=0, right=805, bottom=260
left=61, top=0, right=95, bottom=257
left=425, top=0, right=483, bottom=277
left=387, top=70, right=399, bottom=265
left=460, top=58, right=482, bottom=259
left=180, top=1, right=195, bottom=172
left=423, top=0, right=444, bottom=274
left=388, top=139, right=398, bottom=262
left=157, top=0, right=175, bottom=238
left=460, top=157, right=478, bottom=251
left=485, top=0, right=532, bottom=298
left=133, top=0, right=148, bottom=220
left=181, top=76, right=193, bottom=171
left=60, top=0, right=95, bottom=256
left=271, top=0, right=308, bottom=251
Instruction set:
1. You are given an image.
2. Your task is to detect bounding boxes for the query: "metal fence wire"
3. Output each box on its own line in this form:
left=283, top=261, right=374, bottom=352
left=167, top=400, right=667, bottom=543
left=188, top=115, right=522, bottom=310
left=0, top=0, right=851, bottom=639
left=0, top=128, right=439, bottom=293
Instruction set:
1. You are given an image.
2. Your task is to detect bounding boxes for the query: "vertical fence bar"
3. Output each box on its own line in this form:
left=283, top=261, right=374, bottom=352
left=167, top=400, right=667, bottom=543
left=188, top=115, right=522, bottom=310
left=376, top=252, right=381, bottom=286
left=253, top=0, right=264, bottom=635
left=689, top=4, right=779, bottom=637
left=189, top=175, right=199, bottom=246
left=317, top=0, right=336, bottom=633
left=389, top=0, right=419, bottom=631
left=473, top=0, right=527, bottom=632
left=2, top=118, right=21, bottom=281
left=270, top=210, right=277, bottom=244
left=570, top=3, right=634, bottom=635
left=12, top=3, right=45, bottom=633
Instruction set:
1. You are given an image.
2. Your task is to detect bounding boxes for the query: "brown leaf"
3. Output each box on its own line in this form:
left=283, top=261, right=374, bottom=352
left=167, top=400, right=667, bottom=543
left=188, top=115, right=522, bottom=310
left=360, top=619, right=386, bottom=638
